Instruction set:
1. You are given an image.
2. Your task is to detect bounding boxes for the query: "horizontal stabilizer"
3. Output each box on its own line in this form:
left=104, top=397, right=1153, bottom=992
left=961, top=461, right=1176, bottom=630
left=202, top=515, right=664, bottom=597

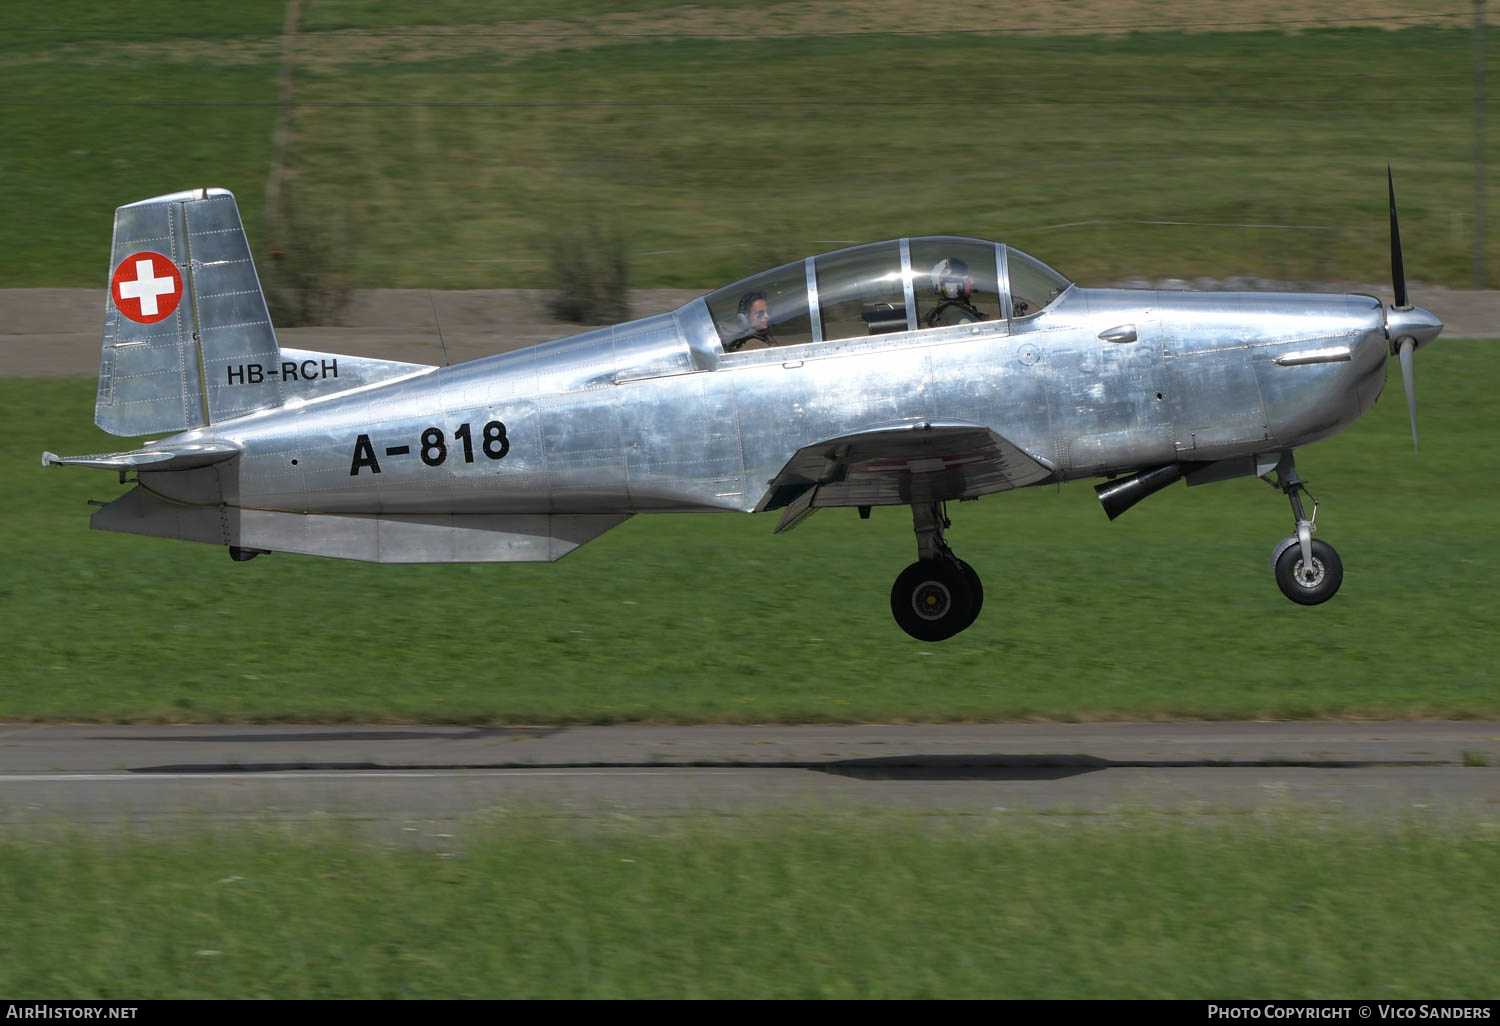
left=42, top=441, right=240, bottom=472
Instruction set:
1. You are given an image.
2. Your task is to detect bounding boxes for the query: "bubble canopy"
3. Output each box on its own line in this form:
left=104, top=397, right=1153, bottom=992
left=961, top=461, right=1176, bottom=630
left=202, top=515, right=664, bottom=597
left=705, top=237, right=1071, bottom=353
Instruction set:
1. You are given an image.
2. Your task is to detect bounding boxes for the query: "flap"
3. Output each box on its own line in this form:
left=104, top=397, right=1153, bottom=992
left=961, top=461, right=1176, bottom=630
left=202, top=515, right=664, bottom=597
left=755, top=418, right=1055, bottom=525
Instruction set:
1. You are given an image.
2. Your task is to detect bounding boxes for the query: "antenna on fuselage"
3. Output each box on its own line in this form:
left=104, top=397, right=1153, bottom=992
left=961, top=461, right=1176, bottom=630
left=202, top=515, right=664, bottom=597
left=427, top=289, right=451, bottom=367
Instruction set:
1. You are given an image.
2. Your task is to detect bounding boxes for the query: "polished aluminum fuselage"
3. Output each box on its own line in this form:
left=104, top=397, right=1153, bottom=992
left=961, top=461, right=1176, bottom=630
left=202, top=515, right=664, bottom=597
left=141, top=286, right=1390, bottom=517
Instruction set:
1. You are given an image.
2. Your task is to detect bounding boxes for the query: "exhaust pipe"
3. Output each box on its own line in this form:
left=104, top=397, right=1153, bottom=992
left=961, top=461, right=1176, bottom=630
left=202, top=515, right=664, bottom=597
left=1095, top=464, right=1186, bottom=521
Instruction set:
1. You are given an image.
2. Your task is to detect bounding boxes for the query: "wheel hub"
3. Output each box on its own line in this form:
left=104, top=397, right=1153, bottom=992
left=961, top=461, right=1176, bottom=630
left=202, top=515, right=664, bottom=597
left=1294, top=557, right=1324, bottom=588
left=911, top=580, right=952, bottom=621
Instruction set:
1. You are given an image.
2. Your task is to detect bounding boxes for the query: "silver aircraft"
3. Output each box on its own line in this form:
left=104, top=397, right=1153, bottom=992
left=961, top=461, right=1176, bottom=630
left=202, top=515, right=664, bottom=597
left=44, top=177, right=1443, bottom=641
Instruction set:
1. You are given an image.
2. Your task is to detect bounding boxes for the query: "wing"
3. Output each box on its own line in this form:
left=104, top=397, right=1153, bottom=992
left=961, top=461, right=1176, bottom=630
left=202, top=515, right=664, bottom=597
left=755, top=418, right=1056, bottom=532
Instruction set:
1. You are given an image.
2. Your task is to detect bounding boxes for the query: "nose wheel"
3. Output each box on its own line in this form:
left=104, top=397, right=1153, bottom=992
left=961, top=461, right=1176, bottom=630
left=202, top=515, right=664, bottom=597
left=891, top=503, right=983, bottom=641
left=1273, top=538, right=1343, bottom=605
left=1265, top=454, right=1344, bottom=605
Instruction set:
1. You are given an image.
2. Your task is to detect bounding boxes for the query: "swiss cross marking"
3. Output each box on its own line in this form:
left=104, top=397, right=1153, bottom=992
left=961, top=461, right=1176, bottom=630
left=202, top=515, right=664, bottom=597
left=111, top=251, right=183, bottom=324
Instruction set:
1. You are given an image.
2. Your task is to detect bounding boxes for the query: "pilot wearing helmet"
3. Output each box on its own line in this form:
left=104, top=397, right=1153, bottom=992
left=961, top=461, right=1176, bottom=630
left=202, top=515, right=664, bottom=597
left=923, top=258, right=989, bottom=328
left=725, top=290, right=779, bottom=351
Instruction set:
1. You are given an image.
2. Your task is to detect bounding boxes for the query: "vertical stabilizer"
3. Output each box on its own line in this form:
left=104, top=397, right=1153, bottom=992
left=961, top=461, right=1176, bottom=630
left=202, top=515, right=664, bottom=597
left=96, top=188, right=284, bottom=436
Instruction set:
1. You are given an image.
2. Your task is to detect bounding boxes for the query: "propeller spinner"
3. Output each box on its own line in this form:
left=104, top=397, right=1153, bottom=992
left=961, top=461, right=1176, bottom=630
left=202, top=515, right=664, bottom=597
left=1384, top=168, right=1444, bottom=453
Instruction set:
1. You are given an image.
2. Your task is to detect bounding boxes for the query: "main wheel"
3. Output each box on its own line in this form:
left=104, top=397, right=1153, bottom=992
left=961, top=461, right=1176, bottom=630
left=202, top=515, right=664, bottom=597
left=953, top=558, right=984, bottom=628
left=1274, top=538, right=1343, bottom=605
left=891, top=559, right=977, bottom=642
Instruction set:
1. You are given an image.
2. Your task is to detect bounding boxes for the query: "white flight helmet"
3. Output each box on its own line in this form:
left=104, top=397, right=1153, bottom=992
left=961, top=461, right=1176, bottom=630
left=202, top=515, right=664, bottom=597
left=930, top=258, right=971, bottom=300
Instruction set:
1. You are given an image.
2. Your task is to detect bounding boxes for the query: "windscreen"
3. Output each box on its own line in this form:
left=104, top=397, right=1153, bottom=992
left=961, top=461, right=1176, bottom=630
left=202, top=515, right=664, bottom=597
left=1006, top=248, right=1071, bottom=318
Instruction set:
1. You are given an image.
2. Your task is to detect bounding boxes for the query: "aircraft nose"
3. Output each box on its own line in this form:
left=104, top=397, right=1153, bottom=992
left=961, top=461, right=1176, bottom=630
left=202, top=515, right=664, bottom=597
left=1383, top=304, right=1443, bottom=455
left=1385, top=305, right=1443, bottom=350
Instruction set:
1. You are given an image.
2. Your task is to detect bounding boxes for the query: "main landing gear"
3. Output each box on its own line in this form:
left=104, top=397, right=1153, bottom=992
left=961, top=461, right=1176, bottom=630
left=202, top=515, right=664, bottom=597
left=1266, top=453, right=1343, bottom=605
left=888, top=452, right=1345, bottom=639
left=891, top=502, right=984, bottom=642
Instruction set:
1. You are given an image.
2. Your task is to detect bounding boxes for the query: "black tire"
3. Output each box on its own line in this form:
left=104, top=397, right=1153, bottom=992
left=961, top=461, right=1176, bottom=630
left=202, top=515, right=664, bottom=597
left=1274, top=538, right=1344, bottom=605
left=891, top=559, right=977, bottom=642
left=953, top=558, right=984, bottom=628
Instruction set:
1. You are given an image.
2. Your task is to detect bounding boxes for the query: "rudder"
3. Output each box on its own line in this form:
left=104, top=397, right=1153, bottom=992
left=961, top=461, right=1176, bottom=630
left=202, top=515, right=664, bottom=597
left=96, top=188, right=284, bottom=436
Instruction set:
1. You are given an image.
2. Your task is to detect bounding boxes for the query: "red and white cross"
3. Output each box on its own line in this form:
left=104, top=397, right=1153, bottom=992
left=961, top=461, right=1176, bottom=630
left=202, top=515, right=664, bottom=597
left=111, top=252, right=183, bottom=324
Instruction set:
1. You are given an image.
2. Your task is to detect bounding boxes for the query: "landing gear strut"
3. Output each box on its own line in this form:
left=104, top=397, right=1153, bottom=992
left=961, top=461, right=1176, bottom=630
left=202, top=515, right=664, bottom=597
left=1266, top=454, right=1343, bottom=605
left=890, top=502, right=983, bottom=641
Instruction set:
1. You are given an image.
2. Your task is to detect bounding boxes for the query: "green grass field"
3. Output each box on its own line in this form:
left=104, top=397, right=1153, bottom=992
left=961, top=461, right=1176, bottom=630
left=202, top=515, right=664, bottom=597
left=8, top=337, right=1498, bottom=723
left=2, top=4, right=1496, bottom=292
left=1, top=814, right=1496, bottom=998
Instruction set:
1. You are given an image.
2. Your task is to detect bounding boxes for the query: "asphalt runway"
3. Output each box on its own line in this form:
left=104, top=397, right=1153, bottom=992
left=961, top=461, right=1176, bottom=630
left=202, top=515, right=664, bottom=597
left=1, top=722, right=1497, bottom=841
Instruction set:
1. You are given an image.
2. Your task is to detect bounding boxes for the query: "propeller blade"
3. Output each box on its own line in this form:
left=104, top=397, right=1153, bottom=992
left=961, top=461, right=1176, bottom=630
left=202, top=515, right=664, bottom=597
left=1398, top=338, right=1418, bottom=453
left=1388, top=166, right=1408, bottom=309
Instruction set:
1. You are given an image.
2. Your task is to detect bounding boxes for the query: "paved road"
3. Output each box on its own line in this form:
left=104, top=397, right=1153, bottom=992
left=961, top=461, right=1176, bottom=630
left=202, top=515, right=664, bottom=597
left=2, top=722, right=1496, bottom=840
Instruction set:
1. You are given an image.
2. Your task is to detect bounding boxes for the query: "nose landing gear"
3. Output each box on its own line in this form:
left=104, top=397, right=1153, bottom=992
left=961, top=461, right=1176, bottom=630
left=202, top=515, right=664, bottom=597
left=1266, top=454, right=1344, bottom=605
left=891, top=502, right=984, bottom=641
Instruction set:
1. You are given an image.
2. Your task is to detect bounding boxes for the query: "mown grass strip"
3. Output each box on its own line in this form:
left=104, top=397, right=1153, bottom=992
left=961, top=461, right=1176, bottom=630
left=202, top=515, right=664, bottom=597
left=1, top=813, right=1496, bottom=998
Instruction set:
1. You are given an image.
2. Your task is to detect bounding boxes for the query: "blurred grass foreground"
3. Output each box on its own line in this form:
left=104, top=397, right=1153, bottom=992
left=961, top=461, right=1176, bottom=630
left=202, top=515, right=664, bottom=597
left=2, top=814, right=1498, bottom=998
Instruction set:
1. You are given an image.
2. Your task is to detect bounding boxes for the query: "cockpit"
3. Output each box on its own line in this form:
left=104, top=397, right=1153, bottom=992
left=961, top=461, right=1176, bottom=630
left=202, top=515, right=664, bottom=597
left=705, top=237, right=1071, bottom=353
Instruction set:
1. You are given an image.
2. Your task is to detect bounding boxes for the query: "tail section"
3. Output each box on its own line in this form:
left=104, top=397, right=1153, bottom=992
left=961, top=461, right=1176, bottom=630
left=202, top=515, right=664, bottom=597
left=96, top=188, right=284, bottom=436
